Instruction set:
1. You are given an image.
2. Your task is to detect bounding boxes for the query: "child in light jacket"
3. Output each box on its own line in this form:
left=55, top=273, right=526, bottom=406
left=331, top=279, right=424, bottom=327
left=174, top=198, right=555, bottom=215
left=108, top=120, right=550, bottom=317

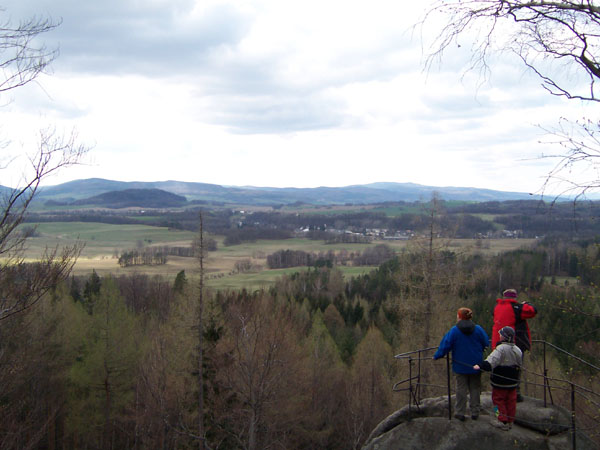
left=474, top=326, right=522, bottom=431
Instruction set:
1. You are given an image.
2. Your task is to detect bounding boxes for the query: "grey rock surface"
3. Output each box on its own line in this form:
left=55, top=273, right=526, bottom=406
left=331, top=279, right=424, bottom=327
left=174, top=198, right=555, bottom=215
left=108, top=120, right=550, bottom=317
left=362, top=393, right=597, bottom=450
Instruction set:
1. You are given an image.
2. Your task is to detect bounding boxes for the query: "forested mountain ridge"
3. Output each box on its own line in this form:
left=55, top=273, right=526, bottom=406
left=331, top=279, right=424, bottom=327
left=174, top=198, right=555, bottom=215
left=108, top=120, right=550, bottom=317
left=68, top=188, right=187, bottom=208
left=8, top=178, right=545, bottom=206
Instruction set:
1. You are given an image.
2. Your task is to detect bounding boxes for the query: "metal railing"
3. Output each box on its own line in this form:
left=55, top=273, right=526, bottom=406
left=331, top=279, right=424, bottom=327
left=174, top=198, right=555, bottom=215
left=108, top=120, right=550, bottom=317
left=392, top=340, right=600, bottom=449
left=392, top=346, right=452, bottom=419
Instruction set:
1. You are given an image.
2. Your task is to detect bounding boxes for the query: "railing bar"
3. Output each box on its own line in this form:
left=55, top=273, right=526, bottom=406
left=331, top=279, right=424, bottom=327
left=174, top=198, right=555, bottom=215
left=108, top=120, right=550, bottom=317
left=573, top=390, right=600, bottom=409
left=392, top=376, right=421, bottom=387
left=395, top=346, right=439, bottom=358
left=393, top=385, right=450, bottom=392
left=518, top=374, right=600, bottom=397
left=393, top=387, right=412, bottom=392
left=405, top=383, right=447, bottom=389
left=400, top=357, right=443, bottom=362
left=394, top=386, right=455, bottom=394
left=532, top=339, right=600, bottom=372
left=509, top=378, right=595, bottom=395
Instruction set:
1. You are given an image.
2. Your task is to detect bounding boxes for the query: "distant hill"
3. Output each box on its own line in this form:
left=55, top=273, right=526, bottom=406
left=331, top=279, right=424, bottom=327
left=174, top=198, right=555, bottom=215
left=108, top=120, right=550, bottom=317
left=360, top=182, right=534, bottom=202
left=70, top=188, right=187, bottom=208
left=0, top=185, right=14, bottom=197
left=36, top=179, right=232, bottom=200
left=4, top=178, right=545, bottom=208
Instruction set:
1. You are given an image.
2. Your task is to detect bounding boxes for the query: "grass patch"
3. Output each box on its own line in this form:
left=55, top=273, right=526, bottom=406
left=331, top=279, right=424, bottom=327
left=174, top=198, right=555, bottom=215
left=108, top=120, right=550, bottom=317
left=20, top=222, right=196, bottom=259
left=204, top=265, right=377, bottom=291
left=543, top=276, right=579, bottom=286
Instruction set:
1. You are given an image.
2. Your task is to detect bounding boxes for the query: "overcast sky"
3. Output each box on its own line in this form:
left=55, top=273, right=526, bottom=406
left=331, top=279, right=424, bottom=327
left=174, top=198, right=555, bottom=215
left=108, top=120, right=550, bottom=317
left=0, top=0, right=595, bottom=195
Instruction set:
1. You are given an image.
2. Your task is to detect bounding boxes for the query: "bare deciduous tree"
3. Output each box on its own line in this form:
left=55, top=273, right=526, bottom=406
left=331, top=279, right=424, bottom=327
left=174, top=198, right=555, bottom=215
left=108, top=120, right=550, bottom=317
left=424, top=1, right=600, bottom=102
left=539, top=117, right=600, bottom=198
left=0, top=12, right=60, bottom=93
left=216, top=294, right=307, bottom=450
left=0, top=10, right=87, bottom=321
left=423, top=1, right=600, bottom=196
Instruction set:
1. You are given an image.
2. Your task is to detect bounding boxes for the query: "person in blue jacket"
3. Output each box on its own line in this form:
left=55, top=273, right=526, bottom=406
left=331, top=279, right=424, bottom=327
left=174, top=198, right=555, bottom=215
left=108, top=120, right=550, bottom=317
left=433, top=307, right=490, bottom=421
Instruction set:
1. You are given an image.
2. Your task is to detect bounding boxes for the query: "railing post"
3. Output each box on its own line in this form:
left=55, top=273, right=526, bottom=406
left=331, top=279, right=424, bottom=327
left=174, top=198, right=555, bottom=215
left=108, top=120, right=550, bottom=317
left=570, top=383, right=576, bottom=450
left=408, top=356, right=413, bottom=419
left=543, top=341, right=547, bottom=408
left=417, top=350, right=422, bottom=403
left=446, top=354, right=452, bottom=420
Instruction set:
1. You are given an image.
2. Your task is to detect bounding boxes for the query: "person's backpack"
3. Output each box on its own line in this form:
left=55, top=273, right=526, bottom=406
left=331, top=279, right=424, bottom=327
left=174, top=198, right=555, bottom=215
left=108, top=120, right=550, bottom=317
left=512, top=303, right=530, bottom=351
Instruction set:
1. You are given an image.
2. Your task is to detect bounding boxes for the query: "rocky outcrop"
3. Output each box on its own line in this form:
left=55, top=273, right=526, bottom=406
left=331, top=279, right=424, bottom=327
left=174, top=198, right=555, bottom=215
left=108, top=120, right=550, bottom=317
left=362, top=393, right=597, bottom=450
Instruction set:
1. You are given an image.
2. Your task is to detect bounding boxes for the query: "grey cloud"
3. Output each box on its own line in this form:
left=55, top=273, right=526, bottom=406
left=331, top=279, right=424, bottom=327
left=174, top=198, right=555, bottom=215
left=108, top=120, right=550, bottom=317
left=3, top=0, right=249, bottom=76
left=0, top=1, right=444, bottom=134
left=416, top=74, right=553, bottom=128
left=59, top=5, right=249, bottom=76
left=186, top=36, right=417, bottom=133
left=197, top=88, right=347, bottom=134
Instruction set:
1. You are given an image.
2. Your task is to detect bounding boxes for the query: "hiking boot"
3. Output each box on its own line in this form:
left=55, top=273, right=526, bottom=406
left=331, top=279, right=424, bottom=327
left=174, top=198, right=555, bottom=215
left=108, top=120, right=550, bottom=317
left=516, top=394, right=524, bottom=402
left=454, top=414, right=466, bottom=422
left=490, top=420, right=510, bottom=431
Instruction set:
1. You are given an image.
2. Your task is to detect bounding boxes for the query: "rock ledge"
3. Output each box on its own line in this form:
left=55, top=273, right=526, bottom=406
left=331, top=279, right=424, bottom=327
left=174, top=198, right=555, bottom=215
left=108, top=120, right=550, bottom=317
left=362, top=393, right=597, bottom=450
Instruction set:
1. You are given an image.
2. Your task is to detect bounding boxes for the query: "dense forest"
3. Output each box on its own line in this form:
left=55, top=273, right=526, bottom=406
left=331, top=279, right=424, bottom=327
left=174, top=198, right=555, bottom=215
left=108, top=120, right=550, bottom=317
left=1, top=233, right=599, bottom=449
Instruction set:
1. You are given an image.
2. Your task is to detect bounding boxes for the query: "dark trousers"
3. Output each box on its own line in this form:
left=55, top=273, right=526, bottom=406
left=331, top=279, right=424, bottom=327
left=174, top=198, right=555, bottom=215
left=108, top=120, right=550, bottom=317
left=492, top=388, right=517, bottom=423
left=455, top=372, right=481, bottom=416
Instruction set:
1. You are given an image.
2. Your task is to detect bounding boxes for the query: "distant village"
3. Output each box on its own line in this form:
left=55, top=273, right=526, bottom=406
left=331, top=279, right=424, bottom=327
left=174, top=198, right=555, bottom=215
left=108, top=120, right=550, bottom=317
left=233, top=209, right=526, bottom=241
left=294, top=227, right=525, bottom=240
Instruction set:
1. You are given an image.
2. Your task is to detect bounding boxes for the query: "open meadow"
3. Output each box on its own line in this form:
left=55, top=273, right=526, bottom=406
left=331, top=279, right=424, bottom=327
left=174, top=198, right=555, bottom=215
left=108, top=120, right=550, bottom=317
left=17, top=222, right=538, bottom=289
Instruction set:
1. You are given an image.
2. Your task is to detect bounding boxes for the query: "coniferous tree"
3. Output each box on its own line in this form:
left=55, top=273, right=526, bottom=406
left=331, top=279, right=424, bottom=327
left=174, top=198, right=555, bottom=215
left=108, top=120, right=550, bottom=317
left=68, top=277, right=142, bottom=449
left=347, top=327, right=395, bottom=449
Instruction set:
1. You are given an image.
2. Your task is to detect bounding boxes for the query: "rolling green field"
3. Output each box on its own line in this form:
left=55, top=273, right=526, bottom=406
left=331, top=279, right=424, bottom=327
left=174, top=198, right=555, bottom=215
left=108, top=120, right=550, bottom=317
left=22, top=222, right=197, bottom=257
left=15, top=222, right=537, bottom=290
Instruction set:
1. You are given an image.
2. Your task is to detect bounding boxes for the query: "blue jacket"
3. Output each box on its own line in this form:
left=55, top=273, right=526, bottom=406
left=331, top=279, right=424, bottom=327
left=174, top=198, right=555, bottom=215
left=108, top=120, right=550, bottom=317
left=433, top=320, right=489, bottom=374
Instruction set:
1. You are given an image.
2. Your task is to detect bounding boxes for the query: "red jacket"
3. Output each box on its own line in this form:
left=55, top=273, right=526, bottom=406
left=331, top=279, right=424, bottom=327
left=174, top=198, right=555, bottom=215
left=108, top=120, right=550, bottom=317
left=492, top=297, right=537, bottom=350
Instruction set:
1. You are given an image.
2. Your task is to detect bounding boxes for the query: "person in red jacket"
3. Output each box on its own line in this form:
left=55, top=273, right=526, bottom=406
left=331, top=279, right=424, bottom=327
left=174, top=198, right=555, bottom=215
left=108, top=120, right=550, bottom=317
left=492, top=288, right=537, bottom=401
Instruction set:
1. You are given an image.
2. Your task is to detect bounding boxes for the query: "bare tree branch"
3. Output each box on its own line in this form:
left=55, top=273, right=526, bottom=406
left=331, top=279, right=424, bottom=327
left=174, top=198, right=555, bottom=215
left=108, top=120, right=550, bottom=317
left=0, top=242, right=83, bottom=321
left=0, top=12, right=61, bottom=93
left=0, top=9, right=89, bottom=322
left=1, top=127, right=88, bottom=262
left=424, top=0, right=600, bottom=102
left=423, top=1, right=600, bottom=197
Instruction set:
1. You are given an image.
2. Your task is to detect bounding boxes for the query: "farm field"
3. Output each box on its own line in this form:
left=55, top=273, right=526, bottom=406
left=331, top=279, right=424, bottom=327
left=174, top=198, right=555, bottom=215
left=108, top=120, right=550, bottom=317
left=20, top=222, right=197, bottom=258
left=16, top=222, right=538, bottom=289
